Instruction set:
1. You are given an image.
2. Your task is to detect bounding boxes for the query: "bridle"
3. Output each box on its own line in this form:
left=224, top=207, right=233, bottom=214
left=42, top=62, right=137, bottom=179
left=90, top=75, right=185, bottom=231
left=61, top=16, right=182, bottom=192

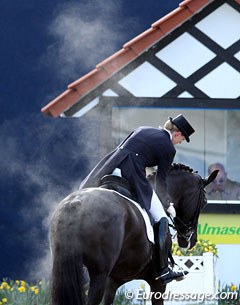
left=169, top=179, right=206, bottom=245
left=170, top=216, right=196, bottom=244
left=148, top=163, right=207, bottom=245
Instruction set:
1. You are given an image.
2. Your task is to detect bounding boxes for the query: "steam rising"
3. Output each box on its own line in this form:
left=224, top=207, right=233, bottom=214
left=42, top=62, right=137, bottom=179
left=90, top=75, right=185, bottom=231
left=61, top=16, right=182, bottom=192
left=3, top=0, right=137, bottom=280
left=0, top=115, right=97, bottom=280
left=33, top=0, right=136, bottom=280
left=1, top=0, right=144, bottom=281
left=45, top=0, right=137, bottom=80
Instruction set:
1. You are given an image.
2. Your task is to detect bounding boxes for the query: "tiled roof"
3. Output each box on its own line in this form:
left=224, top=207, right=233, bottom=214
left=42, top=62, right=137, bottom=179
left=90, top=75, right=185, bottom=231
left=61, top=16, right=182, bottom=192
left=41, top=0, right=240, bottom=117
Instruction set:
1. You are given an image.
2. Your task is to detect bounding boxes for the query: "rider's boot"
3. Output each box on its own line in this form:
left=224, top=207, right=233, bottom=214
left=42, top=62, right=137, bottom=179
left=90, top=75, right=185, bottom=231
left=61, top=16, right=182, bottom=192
left=154, top=217, right=188, bottom=285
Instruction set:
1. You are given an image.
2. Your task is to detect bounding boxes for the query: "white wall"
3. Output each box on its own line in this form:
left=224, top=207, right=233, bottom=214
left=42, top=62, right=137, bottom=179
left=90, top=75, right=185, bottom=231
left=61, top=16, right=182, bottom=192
left=216, top=244, right=240, bottom=285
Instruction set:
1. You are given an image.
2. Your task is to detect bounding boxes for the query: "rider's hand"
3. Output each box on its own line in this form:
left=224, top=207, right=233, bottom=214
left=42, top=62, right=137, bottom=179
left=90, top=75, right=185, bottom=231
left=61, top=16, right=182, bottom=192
left=167, top=202, right=176, bottom=219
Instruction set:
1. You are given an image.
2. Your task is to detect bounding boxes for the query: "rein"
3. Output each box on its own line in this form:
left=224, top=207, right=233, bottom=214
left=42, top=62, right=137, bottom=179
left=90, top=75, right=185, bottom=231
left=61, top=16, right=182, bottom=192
left=148, top=164, right=206, bottom=244
left=170, top=180, right=206, bottom=243
left=169, top=217, right=195, bottom=242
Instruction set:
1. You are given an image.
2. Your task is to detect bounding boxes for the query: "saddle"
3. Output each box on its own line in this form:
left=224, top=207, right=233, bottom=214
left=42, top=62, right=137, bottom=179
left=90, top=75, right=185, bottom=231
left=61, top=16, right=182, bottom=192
left=100, top=174, right=155, bottom=244
left=100, top=175, right=137, bottom=201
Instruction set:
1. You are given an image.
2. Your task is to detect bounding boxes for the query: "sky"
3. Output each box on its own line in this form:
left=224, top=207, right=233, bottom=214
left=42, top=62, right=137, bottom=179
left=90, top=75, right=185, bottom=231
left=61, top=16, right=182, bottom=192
left=0, top=0, right=181, bottom=280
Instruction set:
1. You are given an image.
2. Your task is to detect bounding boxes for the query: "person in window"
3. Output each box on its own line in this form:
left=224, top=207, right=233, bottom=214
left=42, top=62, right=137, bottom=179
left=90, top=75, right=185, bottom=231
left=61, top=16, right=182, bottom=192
left=206, top=163, right=240, bottom=200
left=80, top=114, right=195, bottom=284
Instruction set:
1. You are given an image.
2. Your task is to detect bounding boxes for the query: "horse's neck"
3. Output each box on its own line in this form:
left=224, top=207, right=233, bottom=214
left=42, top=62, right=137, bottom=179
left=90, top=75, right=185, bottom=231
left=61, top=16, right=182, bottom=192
left=148, top=168, right=200, bottom=220
left=168, top=171, right=201, bottom=217
left=176, top=185, right=202, bottom=227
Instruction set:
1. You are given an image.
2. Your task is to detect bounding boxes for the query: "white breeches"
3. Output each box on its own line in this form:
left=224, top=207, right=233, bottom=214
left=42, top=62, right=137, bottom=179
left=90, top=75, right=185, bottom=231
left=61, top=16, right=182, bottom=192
left=112, top=168, right=122, bottom=176
left=112, top=167, right=167, bottom=222
left=150, top=190, right=168, bottom=222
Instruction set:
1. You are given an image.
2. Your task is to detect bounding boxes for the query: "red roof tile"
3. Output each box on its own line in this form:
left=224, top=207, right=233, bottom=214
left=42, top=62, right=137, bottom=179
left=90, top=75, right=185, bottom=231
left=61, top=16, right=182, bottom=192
left=123, top=27, right=165, bottom=54
left=41, top=0, right=237, bottom=117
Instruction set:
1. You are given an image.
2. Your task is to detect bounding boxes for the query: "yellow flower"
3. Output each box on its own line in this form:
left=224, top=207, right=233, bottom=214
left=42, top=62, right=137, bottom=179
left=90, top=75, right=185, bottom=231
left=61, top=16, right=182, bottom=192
left=0, top=282, right=10, bottom=290
left=2, top=298, right=7, bottom=304
left=231, top=285, right=237, bottom=291
left=20, top=280, right=26, bottom=287
left=15, top=280, right=20, bottom=285
left=30, top=286, right=39, bottom=295
left=172, top=239, right=218, bottom=257
left=18, top=286, right=26, bottom=293
left=30, top=286, right=36, bottom=291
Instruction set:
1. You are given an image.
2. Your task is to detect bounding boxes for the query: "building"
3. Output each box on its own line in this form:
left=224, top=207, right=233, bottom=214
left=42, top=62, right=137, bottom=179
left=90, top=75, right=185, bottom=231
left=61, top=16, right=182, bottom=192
left=42, top=0, right=240, bottom=284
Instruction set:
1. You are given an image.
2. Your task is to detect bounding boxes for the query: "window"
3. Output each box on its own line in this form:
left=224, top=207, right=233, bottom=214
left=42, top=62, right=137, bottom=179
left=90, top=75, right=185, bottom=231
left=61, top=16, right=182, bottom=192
left=112, top=107, right=240, bottom=206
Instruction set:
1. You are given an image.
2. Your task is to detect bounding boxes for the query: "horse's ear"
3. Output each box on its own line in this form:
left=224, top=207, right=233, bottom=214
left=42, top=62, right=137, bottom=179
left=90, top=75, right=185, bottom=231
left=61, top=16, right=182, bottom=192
left=203, top=170, right=219, bottom=187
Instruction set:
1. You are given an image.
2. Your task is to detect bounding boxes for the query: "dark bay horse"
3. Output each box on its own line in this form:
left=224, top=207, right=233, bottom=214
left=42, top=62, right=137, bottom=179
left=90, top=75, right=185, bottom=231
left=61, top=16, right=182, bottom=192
left=50, top=164, right=217, bottom=305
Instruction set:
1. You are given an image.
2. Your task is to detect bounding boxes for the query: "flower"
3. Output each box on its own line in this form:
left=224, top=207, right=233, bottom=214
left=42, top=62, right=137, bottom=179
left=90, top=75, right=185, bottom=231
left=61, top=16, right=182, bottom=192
left=172, top=239, right=218, bottom=257
left=0, top=279, right=50, bottom=303
left=231, top=284, right=237, bottom=291
left=18, top=286, right=26, bottom=293
left=0, top=282, right=10, bottom=290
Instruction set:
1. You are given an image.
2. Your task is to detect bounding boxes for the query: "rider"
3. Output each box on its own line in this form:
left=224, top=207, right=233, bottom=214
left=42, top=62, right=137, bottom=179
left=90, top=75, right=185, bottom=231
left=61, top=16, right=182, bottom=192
left=80, top=114, right=195, bottom=284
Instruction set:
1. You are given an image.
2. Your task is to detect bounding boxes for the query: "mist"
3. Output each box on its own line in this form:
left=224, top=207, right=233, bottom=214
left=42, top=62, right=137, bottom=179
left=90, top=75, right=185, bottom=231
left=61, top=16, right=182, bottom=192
left=0, top=113, right=100, bottom=280
left=25, top=1, right=138, bottom=280
left=1, top=0, right=136, bottom=281
left=42, top=0, right=138, bottom=82
left=0, top=0, right=181, bottom=282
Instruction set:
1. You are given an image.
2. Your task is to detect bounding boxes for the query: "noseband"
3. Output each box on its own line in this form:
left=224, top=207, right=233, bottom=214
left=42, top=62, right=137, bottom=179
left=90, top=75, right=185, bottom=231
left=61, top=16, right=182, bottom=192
left=172, top=216, right=196, bottom=243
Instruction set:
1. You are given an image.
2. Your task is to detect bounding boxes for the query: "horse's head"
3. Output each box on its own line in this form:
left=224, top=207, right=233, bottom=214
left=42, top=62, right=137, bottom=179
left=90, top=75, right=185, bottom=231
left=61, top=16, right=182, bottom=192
left=166, top=163, right=218, bottom=249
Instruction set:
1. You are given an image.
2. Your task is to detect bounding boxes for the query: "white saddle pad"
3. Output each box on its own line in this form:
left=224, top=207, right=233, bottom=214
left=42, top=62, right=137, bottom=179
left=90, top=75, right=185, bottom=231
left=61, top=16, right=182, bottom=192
left=114, top=191, right=154, bottom=243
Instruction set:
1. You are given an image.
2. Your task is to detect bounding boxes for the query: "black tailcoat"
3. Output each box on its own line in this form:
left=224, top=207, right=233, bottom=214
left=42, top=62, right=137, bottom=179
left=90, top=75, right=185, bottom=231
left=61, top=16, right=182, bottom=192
left=80, top=126, right=176, bottom=211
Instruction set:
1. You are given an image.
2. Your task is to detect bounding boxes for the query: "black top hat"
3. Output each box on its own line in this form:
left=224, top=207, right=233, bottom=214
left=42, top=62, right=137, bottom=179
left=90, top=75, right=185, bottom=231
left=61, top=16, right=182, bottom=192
left=170, top=114, right=195, bottom=142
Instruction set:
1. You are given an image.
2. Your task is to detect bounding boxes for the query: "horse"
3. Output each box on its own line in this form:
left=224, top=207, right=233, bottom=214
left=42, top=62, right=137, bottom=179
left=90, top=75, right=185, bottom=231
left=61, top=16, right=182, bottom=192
left=49, top=163, right=218, bottom=305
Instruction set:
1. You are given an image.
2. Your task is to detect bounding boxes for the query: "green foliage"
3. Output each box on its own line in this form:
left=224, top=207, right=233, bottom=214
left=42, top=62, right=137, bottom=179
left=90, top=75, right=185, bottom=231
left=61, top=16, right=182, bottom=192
left=0, top=279, right=50, bottom=305
left=113, top=287, right=135, bottom=305
left=0, top=279, right=139, bottom=305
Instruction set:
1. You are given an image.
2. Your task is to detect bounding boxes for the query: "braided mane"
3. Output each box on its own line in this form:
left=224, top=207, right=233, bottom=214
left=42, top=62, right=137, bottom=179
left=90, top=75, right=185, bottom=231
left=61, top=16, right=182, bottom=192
left=170, top=163, right=198, bottom=174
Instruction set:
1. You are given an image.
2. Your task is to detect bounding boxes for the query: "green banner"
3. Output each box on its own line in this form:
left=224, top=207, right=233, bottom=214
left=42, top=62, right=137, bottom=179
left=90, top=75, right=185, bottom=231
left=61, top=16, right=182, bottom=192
left=198, top=214, right=240, bottom=244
